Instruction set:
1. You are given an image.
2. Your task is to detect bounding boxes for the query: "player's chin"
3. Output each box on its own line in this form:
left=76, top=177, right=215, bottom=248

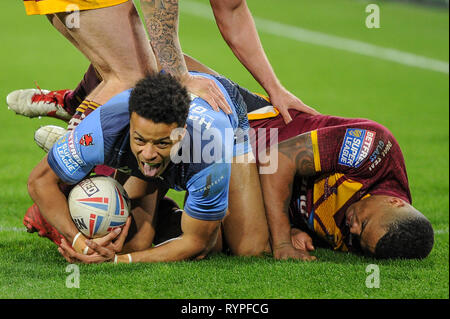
left=140, top=161, right=166, bottom=177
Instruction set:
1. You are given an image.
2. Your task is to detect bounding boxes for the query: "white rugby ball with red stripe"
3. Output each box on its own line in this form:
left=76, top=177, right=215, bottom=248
left=68, top=176, right=130, bottom=238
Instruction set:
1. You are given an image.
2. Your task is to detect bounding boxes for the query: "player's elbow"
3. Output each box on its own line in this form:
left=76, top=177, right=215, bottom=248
left=27, top=157, right=59, bottom=201
left=27, top=171, right=42, bottom=200
left=210, top=0, right=243, bottom=14
left=27, top=172, right=50, bottom=203
left=191, top=237, right=211, bottom=256
left=232, top=243, right=267, bottom=257
left=129, top=240, right=153, bottom=252
left=211, top=0, right=245, bottom=35
left=230, top=234, right=270, bottom=257
left=184, top=235, right=214, bottom=260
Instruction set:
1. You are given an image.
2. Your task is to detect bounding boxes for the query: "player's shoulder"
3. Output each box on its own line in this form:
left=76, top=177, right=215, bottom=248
left=186, top=97, right=232, bottom=133
left=99, top=89, right=132, bottom=132
left=100, top=89, right=131, bottom=116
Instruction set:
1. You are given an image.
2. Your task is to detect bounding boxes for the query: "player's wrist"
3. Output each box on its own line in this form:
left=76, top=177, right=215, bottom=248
left=72, top=232, right=89, bottom=255
left=264, top=79, right=284, bottom=98
left=273, top=240, right=294, bottom=251
left=176, top=71, right=191, bottom=85
left=114, top=253, right=133, bottom=264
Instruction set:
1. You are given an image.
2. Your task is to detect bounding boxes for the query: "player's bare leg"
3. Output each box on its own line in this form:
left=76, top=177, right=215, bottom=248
left=43, top=1, right=156, bottom=131
left=222, top=154, right=271, bottom=256
left=7, top=1, right=155, bottom=126
left=54, top=1, right=157, bottom=105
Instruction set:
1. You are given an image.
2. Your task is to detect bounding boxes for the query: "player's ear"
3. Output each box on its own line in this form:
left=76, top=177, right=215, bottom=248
left=389, top=197, right=405, bottom=207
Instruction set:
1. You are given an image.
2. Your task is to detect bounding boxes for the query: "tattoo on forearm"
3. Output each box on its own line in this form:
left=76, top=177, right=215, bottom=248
left=141, top=0, right=187, bottom=76
left=279, top=133, right=315, bottom=176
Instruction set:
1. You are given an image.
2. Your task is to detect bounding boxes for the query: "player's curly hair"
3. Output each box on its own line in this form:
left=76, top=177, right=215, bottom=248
left=374, top=216, right=434, bottom=259
left=129, top=73, right=191, bottom=127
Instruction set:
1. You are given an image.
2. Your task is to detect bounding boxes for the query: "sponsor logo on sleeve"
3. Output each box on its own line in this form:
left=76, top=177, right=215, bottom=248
left=338, top=128, right=376, bottom=168
left=55, top=131, right=86, bottom=176
left=79, top=133, right=94, bottom=146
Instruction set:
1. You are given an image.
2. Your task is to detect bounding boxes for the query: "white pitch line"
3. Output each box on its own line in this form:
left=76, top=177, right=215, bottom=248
left=0, top=226, right=26, bottom=232
left=435, top=228, right=449, bottom=235
left=182, top=1, right=449, bottom=74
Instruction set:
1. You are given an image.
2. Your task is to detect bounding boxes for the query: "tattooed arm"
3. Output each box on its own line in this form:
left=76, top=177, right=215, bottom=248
left=140, top=0, right=231, bottom=113
left=259, top=132, right=316, bottom=260
left=141, top=0, right=184, bottom=76
left=278, top=132, right=316, bottom=176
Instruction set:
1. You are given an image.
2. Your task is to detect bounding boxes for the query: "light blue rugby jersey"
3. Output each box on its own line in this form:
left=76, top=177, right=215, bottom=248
left=48, top=72, right=250, bottom=221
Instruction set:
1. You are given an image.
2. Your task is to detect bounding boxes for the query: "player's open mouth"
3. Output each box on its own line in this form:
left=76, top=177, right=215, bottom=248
left=142, top=162, right=162, bottom=177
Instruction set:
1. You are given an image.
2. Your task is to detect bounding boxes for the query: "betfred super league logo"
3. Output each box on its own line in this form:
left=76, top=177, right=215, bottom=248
left=79, top=133, right=94, bottom=146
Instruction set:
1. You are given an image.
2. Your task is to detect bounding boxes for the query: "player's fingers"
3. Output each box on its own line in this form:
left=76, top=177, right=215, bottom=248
left=60, top=238, right=75, bottom=253
left=93, top=228, right=121, bottom=250
left=279, top=107, right=293, bottom=124
left=301, top=252, right=317, bottom=262
left=58, top=246, right=77, bottom=263
left=209, top=85, right=232, bottom=114
left=79, top=254, right=109, bottom=264
left=60, top=239, right=106, bottom=264
left=104, top=227, right=122, bottom=243
left=292, top=103, right=321, bottom=116
left=85, top=239, right=114, bottom=259
left=202, top=94, right=220, bottom=112
left=58, top=241, right=85, bottom=263
left=121, top=216, right=131, bottom=238
left=306, top=239, right=315, bottom=251
left=113, top=217, right=131, bottom=252
left=85, top=239, right=106, bottom=255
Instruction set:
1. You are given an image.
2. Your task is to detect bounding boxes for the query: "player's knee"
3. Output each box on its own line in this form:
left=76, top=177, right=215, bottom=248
left=232, top=238, right=269, bottom=257
left=94, top=61, right=146, bottom=90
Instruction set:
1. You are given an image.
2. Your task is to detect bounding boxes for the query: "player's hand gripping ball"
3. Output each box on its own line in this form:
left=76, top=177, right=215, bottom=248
left=68, top=176, right=130, bottom=238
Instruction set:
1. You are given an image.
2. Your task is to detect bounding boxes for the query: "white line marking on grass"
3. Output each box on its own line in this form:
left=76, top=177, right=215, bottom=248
left=182, top=1, right=449, bottom=74
left=0, top=226, right=26, bottom=232
left=435, top=228, right=449, bottom=235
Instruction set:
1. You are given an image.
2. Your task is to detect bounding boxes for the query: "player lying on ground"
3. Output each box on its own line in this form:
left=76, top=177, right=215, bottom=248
left=27, top=72, right=270, bottom=263
left=248, top=109, right=435, bottom=260
left=102, top=103, right=435, bottom=261
left=99, top=103, right=435, bottom=261
left=9, top=53, right=433, bottom=260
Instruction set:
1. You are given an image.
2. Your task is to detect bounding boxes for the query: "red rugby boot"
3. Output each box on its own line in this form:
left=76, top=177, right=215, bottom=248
left=23, top=203, right=65, bottom=246
left=7, top=88, right=73, bottom=121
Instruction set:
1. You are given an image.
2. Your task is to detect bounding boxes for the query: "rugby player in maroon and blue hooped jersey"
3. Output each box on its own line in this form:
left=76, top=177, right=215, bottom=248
left=27, top=72, right=270, bottom=264
left=249, top=109, right=434, bottom=260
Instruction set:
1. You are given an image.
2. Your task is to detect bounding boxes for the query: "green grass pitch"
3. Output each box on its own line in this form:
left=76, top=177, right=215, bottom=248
left=0, top=0, right=448, bottom=299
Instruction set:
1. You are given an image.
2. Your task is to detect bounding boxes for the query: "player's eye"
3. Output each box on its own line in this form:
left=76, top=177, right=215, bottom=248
left=156, top=141, right=171, bottom=149
left=134, top=137, right=145, bottom=145
left=360, top=220, right=368, bottom=237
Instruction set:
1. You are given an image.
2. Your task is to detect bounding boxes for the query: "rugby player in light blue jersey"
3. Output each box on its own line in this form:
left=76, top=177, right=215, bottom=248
left=27, top=72, right=270, bottom=264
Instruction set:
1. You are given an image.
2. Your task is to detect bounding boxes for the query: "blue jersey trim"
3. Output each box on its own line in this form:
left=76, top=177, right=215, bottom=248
left=183, top=206, right=227, bottom=221
left=47, top=151, right=81, bottom=185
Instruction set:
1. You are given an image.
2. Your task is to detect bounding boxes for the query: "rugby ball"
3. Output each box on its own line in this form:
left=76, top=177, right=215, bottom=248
left=68, top=176, right=130, bottom=238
